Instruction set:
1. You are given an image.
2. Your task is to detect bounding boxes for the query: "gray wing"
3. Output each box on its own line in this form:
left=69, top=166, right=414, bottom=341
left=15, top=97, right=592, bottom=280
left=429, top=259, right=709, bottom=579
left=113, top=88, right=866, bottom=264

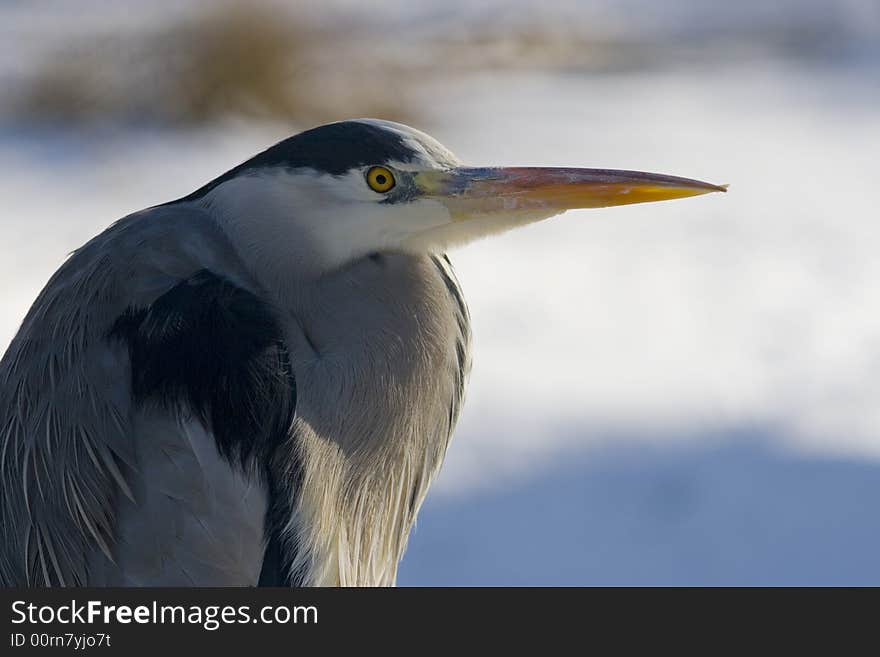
left=86, top=410, right=268, bottom=586
left=0, top=205, right=296, bottom=586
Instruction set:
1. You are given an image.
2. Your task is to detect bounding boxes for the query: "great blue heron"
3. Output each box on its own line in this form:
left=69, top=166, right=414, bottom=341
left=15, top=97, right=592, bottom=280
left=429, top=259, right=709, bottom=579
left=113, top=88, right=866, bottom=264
left=0, top=119, right=725, bottom=586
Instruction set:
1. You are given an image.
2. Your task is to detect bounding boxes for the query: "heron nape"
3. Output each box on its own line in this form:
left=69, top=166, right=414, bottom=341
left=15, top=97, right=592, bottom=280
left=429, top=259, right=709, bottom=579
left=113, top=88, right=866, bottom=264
left=0, top=119, right=725, bottom=586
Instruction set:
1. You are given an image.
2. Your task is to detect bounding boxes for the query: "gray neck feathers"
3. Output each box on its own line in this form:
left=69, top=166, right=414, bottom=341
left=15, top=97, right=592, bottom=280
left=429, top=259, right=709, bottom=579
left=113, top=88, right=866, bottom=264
left=203, top=180, right=473, bottom=584
left=277, top=253, right=471, bottom=585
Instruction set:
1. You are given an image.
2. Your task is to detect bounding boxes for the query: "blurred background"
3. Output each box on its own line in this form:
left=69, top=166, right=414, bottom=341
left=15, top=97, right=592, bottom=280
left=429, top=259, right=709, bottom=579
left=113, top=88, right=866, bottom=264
left=2, top=0, right=879, bottom=585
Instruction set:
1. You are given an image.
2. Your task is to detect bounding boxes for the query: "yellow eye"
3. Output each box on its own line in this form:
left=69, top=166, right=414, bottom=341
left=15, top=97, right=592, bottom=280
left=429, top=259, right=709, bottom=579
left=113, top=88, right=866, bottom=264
left=366, top=166, right=396, bottom=193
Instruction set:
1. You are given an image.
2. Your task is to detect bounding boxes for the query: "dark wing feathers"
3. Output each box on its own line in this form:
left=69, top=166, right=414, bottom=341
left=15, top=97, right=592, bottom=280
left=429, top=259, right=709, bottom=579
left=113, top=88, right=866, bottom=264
left=110, top=270, right=300, bottom=585
left=111, top=270, right=296, bottom=472
left=1, top=258, right=299, bottom=585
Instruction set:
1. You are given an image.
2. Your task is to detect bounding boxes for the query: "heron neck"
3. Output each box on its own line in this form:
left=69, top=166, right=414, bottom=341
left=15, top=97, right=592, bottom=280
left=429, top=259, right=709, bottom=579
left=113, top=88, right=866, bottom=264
left=278, top=253, right=470, bottom=586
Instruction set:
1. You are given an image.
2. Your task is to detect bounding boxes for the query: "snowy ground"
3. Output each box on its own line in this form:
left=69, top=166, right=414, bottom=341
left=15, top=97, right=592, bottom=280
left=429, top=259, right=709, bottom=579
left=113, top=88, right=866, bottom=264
left=400, top=436, right=880, bottom=586
left=2, top=60, right=879, bottom=584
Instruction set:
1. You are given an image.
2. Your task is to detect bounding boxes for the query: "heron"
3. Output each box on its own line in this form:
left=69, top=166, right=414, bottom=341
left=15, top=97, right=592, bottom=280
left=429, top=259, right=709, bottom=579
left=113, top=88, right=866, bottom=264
left=0, top=119, right=725, bottom=586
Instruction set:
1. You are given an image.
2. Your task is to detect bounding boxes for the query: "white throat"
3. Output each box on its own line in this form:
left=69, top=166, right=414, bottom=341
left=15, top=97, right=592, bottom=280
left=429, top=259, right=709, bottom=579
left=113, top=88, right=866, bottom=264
left=199, top=169, right=453, bottom=292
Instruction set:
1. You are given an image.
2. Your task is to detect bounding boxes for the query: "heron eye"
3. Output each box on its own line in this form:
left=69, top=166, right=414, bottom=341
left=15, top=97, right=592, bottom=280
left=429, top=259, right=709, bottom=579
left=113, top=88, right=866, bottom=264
left=366, top=166, right=396, bottom=193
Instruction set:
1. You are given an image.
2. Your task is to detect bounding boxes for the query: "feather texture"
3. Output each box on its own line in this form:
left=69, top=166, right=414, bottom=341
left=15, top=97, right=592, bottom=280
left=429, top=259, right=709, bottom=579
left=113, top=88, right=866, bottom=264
left=0, top=204, right=267, bottom=585
left=0, top=204, right=471, bottom=586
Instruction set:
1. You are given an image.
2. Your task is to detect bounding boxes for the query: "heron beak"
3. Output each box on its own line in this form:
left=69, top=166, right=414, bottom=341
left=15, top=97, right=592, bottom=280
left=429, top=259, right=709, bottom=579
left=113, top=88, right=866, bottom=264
left=416, top=167, right=727, bottom=220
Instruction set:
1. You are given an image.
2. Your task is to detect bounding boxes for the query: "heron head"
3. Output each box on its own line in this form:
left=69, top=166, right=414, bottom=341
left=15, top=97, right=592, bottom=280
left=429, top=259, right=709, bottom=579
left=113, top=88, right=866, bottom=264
left=201, top=119, right=725, bottom=275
